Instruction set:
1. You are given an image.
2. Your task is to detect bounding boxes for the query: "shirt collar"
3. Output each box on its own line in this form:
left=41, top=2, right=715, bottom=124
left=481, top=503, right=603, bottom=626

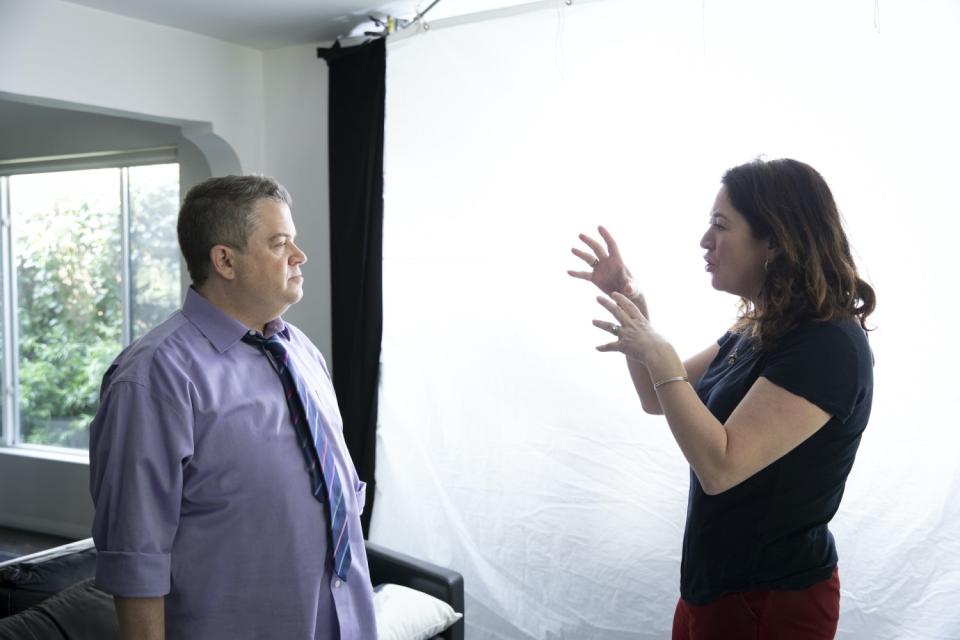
left=182, top=288, right=290, bottom=353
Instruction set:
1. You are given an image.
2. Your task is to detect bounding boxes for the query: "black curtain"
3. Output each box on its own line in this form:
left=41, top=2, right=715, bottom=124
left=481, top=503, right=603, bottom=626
left=316, top=38, right=385, bottom=536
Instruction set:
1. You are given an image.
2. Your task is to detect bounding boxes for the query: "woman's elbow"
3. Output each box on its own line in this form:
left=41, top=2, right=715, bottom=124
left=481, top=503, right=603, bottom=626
left=700, top=480, right=726, bottom=496
left=695, top=469, right=738, bottom=496
left=640, top=400, right=664, bottom=415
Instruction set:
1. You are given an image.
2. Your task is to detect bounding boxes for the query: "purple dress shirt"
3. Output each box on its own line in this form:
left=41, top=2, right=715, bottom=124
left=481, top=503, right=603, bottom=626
left=89, top=289, right=377, bottom=639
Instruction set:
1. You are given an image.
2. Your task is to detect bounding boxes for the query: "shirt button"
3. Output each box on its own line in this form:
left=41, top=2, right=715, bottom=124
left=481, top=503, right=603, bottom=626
left=334, top=579, right=342, bottom=589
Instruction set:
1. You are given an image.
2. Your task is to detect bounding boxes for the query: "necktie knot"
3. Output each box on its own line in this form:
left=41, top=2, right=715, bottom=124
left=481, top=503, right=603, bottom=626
left=242, top=331, right=287, bottom=361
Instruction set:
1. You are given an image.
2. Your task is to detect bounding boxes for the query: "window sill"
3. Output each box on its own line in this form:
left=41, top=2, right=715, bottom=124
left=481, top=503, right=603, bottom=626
left=0, top=446, right=89, bottom=465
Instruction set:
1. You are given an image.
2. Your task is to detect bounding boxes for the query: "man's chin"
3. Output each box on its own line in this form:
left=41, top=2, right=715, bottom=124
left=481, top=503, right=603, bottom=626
left=287, top=286, right=304, bottom=304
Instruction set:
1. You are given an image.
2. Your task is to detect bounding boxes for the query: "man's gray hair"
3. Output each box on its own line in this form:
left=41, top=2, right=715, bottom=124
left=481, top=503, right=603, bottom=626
left=177, top=175, right=292, bottom=286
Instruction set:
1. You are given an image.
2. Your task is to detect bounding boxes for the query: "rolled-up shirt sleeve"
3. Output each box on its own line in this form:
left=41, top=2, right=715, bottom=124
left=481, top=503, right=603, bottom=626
left=89, top=378, right=193, bottom=597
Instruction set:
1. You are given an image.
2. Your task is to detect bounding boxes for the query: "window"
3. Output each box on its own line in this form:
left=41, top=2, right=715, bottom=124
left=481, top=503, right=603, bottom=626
left=0, top=153, right=180, bottom=451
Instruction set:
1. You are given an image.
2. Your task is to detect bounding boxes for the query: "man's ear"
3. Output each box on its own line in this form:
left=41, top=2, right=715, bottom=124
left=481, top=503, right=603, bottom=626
left=209, top=245, right=238, bottom=280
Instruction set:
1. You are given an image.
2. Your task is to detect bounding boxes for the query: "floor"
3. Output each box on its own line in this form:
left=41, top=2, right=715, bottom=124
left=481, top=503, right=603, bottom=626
left=0, top=526, right=74, bottom=562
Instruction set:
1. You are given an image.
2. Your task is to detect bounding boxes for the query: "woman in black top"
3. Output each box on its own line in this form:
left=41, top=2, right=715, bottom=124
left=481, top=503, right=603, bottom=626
left=569, top=158, right=875, bottom=640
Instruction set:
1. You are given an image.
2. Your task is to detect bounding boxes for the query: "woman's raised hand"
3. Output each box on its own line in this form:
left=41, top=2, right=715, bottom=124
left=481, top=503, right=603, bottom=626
left=568, top=226, right=639, bottom=298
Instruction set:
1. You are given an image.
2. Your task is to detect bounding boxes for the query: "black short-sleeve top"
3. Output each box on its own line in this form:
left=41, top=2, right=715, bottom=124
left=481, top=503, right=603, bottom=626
left=681, top=319, right=873, bottom=604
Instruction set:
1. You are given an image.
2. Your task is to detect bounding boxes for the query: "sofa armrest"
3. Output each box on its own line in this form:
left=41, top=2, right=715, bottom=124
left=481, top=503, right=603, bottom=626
left=365, top=541, right=464, bottom=640
left=0, top=579, right=119, bottom=640
left=0, top=539, right=96, bottom=618
left=0, top=538, right=94, bottom=570
left=1, top=538, right=466, bottom=639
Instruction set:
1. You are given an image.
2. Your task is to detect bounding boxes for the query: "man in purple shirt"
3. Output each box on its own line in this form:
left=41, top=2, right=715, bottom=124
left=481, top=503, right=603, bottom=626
left=88, top=175, right=377, bottom=639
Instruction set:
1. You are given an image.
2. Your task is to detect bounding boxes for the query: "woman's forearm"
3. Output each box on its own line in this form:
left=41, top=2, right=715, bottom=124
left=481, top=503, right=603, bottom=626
left=625, top=295, right=664, bottom=413
left=628, top=358, right=663, bottom=414
left=646, top=344, right=730, bottom=494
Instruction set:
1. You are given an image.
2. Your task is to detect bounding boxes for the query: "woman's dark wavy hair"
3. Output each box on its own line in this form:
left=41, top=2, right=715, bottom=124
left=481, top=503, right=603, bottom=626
left=722, top=158, right=875, bottom=349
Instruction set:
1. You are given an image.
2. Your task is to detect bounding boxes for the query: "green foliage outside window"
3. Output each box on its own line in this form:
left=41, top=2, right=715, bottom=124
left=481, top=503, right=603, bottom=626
left=130, top=165, right=182, bottom=340
left=7, top=165, right=180, bottom=449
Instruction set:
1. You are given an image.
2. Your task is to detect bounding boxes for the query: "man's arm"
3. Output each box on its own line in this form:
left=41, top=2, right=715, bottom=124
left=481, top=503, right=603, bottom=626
left=90, top=377, right=191, bottom=638
left=115, top=596, right=165, bottom=640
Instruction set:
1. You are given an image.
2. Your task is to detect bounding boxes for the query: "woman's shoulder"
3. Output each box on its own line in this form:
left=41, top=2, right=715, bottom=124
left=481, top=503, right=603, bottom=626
left=762, top=318, right=873, bottom=421
left=775, top=317, right=872, bottom=368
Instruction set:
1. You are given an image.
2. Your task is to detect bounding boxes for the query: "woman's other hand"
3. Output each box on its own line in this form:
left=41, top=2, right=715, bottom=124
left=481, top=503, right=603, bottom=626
left=568, top=226, right=639, bottom=298
left=593, top=292, right=667, bottom=365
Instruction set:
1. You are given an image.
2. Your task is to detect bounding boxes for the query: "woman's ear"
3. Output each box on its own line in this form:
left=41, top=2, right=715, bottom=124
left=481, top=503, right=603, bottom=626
left=209, top=245, right=238, bottom=280
left=766, top=239, right=781, bottom=261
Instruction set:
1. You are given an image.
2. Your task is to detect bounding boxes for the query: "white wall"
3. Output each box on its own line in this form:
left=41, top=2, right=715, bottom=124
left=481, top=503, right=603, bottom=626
left=263, top=45, right=333, bottom=359
left=0, top=0, right=335, bottom=538
left=0, top=454, right=91, bottom=539
left=0, top=0, right=262, bottom=173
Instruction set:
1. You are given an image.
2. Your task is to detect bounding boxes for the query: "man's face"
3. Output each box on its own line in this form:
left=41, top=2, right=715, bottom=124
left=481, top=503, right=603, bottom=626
left=232, top=198, right=308, bottom=322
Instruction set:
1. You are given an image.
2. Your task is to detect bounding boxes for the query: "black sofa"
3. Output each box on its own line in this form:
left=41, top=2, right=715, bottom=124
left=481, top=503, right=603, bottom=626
left=0, top=538, right=464, bottom=640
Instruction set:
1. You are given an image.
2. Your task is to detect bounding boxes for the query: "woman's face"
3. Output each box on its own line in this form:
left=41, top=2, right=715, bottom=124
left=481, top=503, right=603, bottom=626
left=700, top=186, right=774, bottom=302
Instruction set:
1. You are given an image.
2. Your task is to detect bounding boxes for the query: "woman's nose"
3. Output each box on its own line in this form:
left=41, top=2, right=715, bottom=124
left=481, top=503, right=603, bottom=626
left=700, top=229, right=712, bottom=250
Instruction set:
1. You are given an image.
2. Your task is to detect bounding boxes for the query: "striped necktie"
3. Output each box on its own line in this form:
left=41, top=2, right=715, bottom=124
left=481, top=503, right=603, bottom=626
left=242, top=331, right=352, bottom=581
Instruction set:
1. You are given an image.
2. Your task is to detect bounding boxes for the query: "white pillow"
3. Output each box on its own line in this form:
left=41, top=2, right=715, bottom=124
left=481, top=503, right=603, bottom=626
left=373, top=583, right=463, bottom=640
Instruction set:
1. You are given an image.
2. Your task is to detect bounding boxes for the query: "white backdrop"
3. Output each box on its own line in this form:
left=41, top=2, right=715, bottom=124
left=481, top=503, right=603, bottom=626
left=369, top=1, right=960, bottom=638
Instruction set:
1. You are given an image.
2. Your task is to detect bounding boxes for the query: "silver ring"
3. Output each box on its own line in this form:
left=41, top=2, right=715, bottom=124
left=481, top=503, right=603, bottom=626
left=591, top=258, right=600, bottom=268
left=612, top=325, right=620, bottom=336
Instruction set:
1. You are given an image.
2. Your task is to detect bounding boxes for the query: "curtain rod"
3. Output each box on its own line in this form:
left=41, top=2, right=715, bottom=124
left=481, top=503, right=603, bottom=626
left=387, top=0, right=606, bottom=44
left=319, top=0, right=606, bottom=52
left=343, top=0, right=445, bottom=41
left=402, top=0, right=444, bottom=31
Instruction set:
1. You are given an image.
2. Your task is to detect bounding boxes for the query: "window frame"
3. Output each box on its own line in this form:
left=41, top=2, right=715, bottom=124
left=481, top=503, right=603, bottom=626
left=0, top=147, right=178, bottom=453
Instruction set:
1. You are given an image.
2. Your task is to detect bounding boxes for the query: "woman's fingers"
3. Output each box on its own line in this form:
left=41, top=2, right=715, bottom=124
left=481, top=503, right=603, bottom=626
left=597, top=225, right=621, bottom=258
left=597, top=295, right=629, bottom=324
left=610, top=292, right=645, bottom=319
left=578, top=233, right=608, bottom=260
left=592, top=319, right=620, bottom=336
left=567, top=269, right=592, bottom=280
left=571, top=247, right=599, bottom=266
left=596, top=341, right=622, bottom=352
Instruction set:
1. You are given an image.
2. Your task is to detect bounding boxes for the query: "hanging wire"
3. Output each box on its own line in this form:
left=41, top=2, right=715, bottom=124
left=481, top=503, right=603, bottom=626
left=873, top=0, right=880, bottom=34
left=399, top=0, right=444, bottom=32
left=555, top=0, right=570, bottom=77
left=702, top=0, right=708, bottom=57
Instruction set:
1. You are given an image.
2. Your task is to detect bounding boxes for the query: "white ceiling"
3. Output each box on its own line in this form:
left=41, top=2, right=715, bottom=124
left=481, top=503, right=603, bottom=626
left=58, top=0, right=526, bottom=50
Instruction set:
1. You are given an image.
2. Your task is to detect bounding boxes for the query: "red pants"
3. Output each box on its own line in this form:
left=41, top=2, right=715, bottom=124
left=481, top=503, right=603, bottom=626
left=672, top=566, right=840, bottom=640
